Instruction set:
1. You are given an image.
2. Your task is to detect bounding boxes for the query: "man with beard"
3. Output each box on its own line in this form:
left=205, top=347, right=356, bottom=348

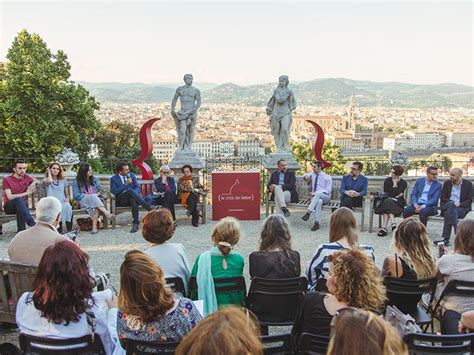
left=267, top=159, right=298, bottom=217
left=339, top=161, right=368, bottom=210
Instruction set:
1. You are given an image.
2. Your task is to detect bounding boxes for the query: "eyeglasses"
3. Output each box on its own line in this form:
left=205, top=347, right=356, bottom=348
left=162, top=171, right=170, bottom=175
left=428, top=172, right=438, bottom=176
left=350, top=167, right=359, bottom=171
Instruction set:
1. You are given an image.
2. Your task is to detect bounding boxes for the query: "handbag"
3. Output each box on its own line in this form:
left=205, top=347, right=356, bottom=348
left=372, top=192, right=388, bottom=212
left=384, top=305, right=421, bottom=337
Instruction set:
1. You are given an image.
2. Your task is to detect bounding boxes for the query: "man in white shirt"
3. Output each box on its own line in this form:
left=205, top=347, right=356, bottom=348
left=301, top=161, right=332, bottom=231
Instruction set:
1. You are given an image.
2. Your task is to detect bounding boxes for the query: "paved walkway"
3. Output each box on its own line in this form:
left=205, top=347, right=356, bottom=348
left=0, top=206, right=446, bottom=343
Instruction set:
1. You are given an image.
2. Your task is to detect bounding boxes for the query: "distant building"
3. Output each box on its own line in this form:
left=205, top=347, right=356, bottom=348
left=236, top=136, right=265, bottom=157
left=327, top=133, right=365, bottom=151
left=383, top=131, right=445, bottom=151
left=445, top=132, right=474, bottom=147
left=153, top=139, right=235, bottom=161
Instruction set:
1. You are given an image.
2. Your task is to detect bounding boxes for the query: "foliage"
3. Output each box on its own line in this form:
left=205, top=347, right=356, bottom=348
left=93, top=120, right=159, bottom=174
left=291, top=140, right=346, bottom=175
left=363, top=160, right=392, bottom=176
left=426, top=153, right=453, bottom=173
left=0, top=30, right=100, bottom=171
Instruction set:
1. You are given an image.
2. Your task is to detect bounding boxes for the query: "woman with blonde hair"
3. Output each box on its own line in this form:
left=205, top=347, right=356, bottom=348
left=307, top=207, right=375, bottom=291
left=382, top=217, right=436, bottom=313
left=176, top=307, right=263, bottom=355
left=43, top=162, right=73, bottom=233
left=327, top=308, right=407, bottom=355
left=190, top=217, right=244, bottom=315
left=293, top=249, right=386, bottom=340
left=116, top=250, right=201, bottom=349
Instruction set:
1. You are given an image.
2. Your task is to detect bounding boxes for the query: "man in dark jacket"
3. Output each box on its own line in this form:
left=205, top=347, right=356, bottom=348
left=434, top=168, right=472, bottom=246
left=267, top=159, right=298, bottom=217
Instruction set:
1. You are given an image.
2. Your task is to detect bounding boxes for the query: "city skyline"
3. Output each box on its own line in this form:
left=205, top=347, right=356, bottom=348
left=1, top=1, right=472, bottom=86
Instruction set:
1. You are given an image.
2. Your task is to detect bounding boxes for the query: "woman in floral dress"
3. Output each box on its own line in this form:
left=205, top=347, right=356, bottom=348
left=116, top=250, right=201, bottom=349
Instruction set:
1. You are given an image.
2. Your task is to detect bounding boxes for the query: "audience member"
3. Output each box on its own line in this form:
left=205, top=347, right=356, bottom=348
left=43, top=162, right=73, bottom=233
left=176, top=307, right=263, bottom=355
left=435, top=219, right=474, bottom=334
left=153, top=164, right=177, bottom=220
left=178, top=164, right=203, bottom=227
left=8, top=197, right=67, bottom=266
left=382, top=217, right=436, bottom=313
left=249, top=214, right=300, bottom=278
left=339, top=161, right=368, bottom=210
left=2, top=159, right=37, bottom=232
left=267, top=159, right=298, bottom=217
left=301, top=160, right=332, bottom=231
left=458, top=310, right=474, bottom=333
left=327, top=308, right=408, bottom=355
left=293, top=249, right=386, bottom=339
left=375, top=165, right=407, bottom=237
left=307, top=207, right=375, bottom=291
left=110, top=162, right=152, bottom=233
left=73, top=163, right=114, bottom=234
left=403, top=166, right=442, bottom=226
left=142, top=209, right=191, bottom=296
left=190, top=217, right=244, bottom=315
left=117, top=250, right=201, bottom=349
left=16, top=240, right=116, bottom=354
left=434, top=167, right=472, bottom=246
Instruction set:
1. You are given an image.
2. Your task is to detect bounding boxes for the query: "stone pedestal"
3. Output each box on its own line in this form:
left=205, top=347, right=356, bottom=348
left=169, top=150, right=205, bottom=175
left=263, top=152, right=301, bottom=172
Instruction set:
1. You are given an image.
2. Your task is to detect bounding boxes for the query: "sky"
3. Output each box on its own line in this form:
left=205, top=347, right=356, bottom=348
left=1, top=1, right=472, bottom=86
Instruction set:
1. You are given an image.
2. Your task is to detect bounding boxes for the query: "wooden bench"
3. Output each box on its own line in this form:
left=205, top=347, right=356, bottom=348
left=265, top=176, right=367, bottom=231
left=109, top=180, right=207, bottom=228
left=0, top=260, right=38, bottom=324
left=0, top=182, right=111, bottom=231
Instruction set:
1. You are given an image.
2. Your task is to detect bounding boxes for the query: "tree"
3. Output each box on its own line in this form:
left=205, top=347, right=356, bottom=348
left=291, top=140, right=346, bottom=175
left=0, top=30, right=100, bottom=171
left=363, top=160, right=391, bottom=176
left=427, top=153, right=452, bottom=173
left=93, top=120, right=158, bottom=174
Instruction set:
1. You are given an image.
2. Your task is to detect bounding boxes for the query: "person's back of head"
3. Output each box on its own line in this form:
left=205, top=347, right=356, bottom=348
left=36, top=196, right=62, bottom=225
left=142, top=208, right=175, bottom=245
left=33, top=240, right=94, bottom=324
left=119, top=250, right=175, bottom=323
left=329, top=207, right=359, bottom=245
left=393, top=217, right=436, bottom=278
left=176, top=307, right=263, bottom=355
left=327, top=308, right=407, bottom=355
left=454, top=219, right=474, bottom=259
left=212, top=217, right=241, bottom=256
left=0, top=343, right=21, bottom=355
left=259, top=214, right=292, bottom=251
left=328, top=249, right=386, bottom=311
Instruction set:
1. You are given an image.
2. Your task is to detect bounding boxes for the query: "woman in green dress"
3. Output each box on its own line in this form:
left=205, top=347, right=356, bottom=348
left=190, top=217, right=244, bottom=315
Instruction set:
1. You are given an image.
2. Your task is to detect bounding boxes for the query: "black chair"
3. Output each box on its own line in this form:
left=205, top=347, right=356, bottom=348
left=19, top=333, right=105, bottom=354
left=124, top=338, right=181, bottom=354
left=246, top=277, right=308, bottom=327
left=403, top=332, right=474, bottom=354
left=260, top=333, right=293, bottom=354
left=188, top=276, right=246, bottom=305
left=295, top=332, right=330, bottom=355
left=384, top=277, right=437, bottom=331
left=432, top=280, right=474, bottom=319
left=165, top=277, right=186, bottom=296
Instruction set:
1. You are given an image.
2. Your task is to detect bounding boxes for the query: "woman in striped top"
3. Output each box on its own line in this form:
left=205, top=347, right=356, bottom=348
left=306, top=207, right=375, bottom=291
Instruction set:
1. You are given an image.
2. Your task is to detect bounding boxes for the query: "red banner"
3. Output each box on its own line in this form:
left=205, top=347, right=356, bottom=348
left=212, top=172, right=261, bottom=220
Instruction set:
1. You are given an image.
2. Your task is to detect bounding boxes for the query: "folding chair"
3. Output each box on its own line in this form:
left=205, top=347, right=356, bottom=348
left=260, top=333, right=293, bottom=354
left=295, top=332, right=330, bottom=355
left=19, top=333, right=105, bottom=354
left=384, top=277, right=437, bottom=332
left=403, top=332, right=474, bottom=354
left=165, top=277, right=186, bottom=296
left=125, top=338, right=181, bottom=354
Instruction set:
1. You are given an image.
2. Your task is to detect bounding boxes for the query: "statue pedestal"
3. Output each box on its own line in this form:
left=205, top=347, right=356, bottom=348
left=263, top=152, right=301, bottom=172
left=169, top=150, right=205, bottom=175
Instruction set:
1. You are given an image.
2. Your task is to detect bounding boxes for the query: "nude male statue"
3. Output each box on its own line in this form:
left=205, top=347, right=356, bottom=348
left=171, top=74, right=201, bottom=151
left=266, top=75, right=296, bottom=152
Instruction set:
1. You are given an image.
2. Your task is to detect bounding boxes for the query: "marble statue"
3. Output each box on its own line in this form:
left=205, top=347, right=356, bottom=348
left=171, top=74, right=201, bottom=151
left=266, top=75, right=296, bottom=152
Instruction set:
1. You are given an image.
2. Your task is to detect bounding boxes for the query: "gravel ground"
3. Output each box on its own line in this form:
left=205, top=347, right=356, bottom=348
left=0, top=205, right=446, bottom=343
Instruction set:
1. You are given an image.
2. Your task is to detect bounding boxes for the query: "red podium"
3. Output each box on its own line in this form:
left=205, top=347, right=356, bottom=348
left=212, top=172, right=261, bottom=221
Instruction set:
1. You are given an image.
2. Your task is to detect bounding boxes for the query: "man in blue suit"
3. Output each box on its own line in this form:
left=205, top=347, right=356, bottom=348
left=339, top=161, right=368, bottom=210
left=110, top=162, right=152, bottom=233
left=403, top=166, right=442, bottom=226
